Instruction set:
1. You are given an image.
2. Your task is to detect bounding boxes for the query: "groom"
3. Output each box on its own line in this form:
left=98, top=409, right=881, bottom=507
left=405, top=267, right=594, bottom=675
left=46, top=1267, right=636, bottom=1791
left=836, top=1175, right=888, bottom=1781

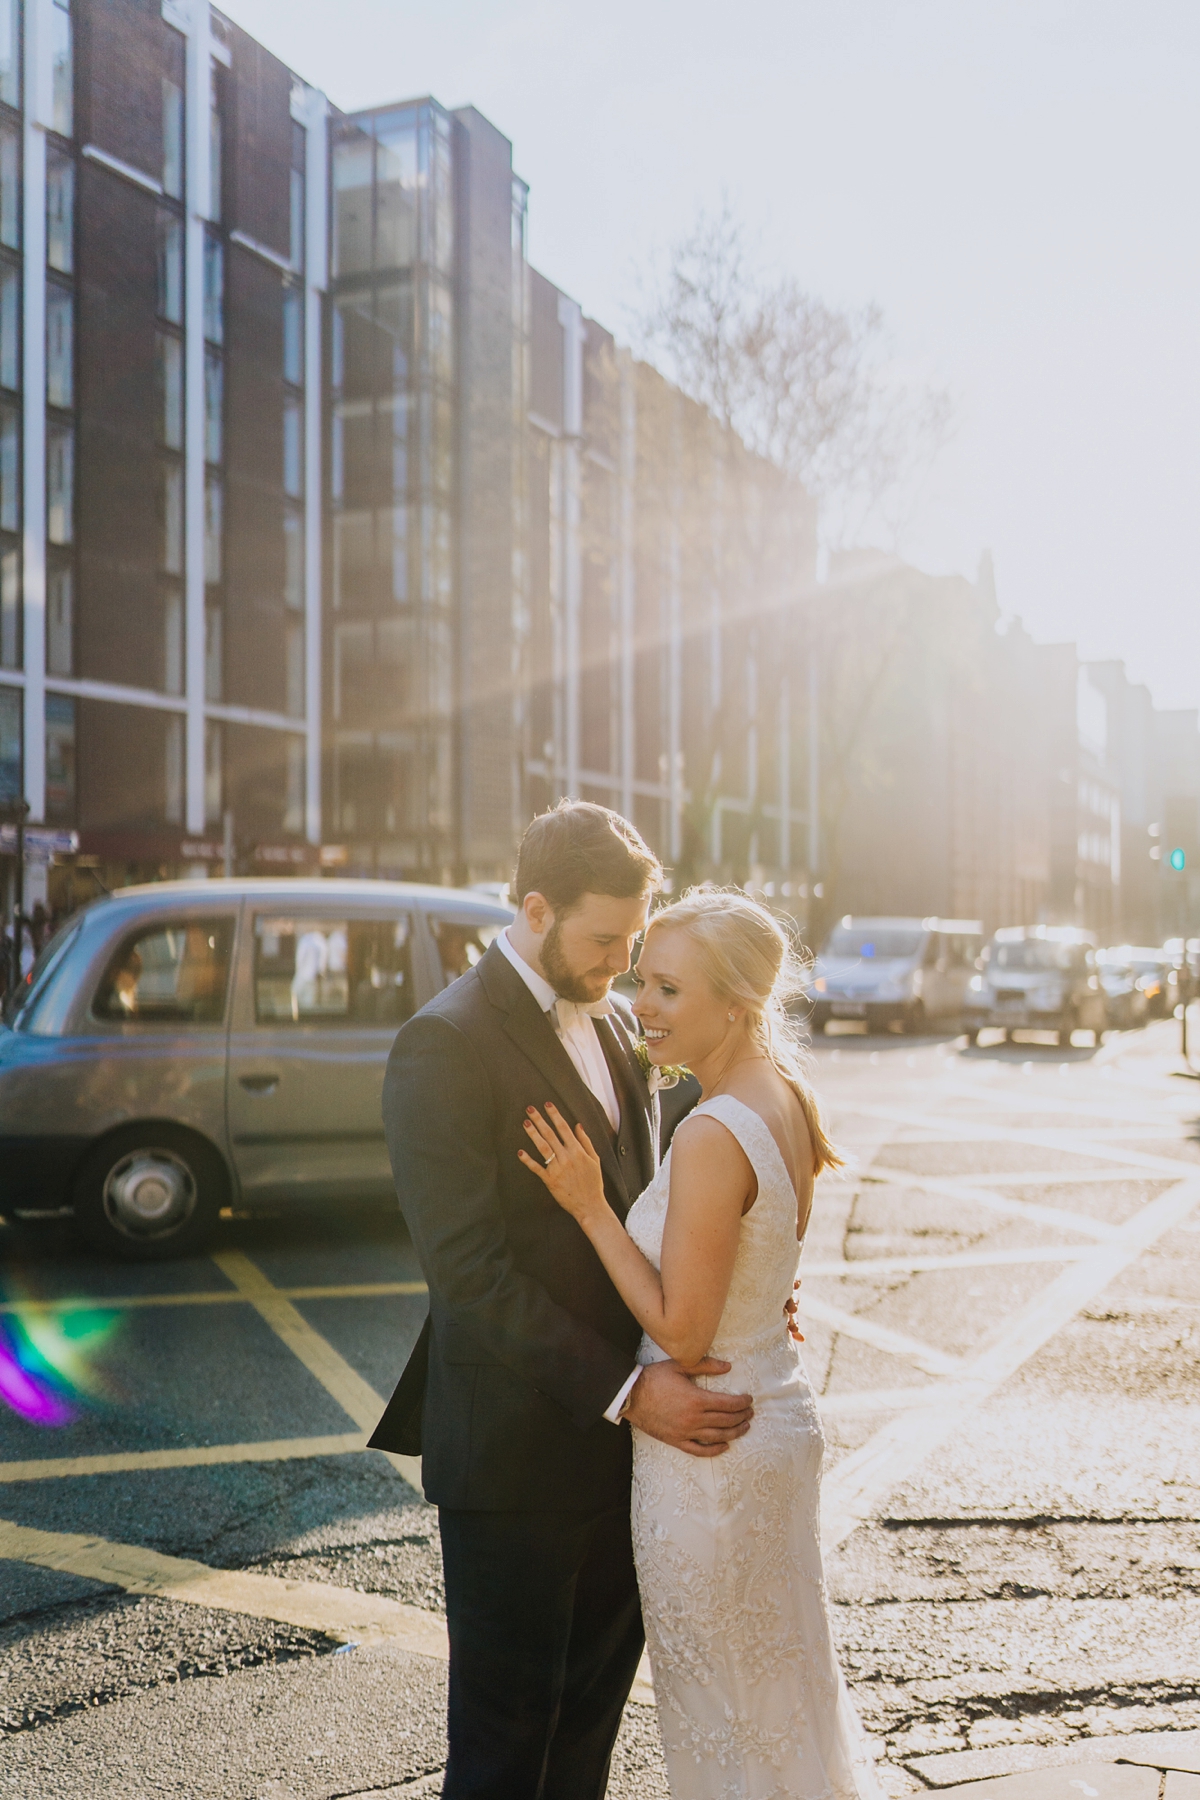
left=370, top=802, right=753, bottom=1798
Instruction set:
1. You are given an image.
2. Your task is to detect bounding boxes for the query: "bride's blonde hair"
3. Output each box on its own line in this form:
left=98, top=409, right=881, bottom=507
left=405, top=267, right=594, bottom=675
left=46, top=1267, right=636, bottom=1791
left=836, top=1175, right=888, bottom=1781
left=644, top=886, right=843, bottom=1175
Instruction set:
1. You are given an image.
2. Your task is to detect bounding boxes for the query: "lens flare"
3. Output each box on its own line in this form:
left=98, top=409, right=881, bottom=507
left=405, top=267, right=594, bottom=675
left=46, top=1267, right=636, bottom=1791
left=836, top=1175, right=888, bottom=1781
left=0, top=1300, right=122, bottom=1428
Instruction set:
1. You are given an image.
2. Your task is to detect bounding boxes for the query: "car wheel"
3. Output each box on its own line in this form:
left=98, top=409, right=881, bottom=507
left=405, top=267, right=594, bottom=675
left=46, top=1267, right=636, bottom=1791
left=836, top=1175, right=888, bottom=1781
left=73, top=1126, right=227, bottom=1261
left=906, top=1001, right=926, bottom=1036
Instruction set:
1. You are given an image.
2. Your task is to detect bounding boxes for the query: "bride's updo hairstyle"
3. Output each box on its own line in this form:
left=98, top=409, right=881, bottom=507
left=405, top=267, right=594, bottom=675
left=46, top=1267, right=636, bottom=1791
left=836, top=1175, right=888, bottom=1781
left=645, top=886, right=842, bottom=1175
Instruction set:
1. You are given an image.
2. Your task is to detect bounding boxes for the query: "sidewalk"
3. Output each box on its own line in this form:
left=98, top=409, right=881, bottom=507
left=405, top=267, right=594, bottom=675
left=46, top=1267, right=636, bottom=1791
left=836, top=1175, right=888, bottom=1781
left=0, top=1635, right=671, bottom=1799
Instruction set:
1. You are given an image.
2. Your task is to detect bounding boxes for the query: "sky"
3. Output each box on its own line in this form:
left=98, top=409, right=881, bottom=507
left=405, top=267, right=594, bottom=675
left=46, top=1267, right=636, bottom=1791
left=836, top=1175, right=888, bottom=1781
left=223, top=0, right=1200, bottom=713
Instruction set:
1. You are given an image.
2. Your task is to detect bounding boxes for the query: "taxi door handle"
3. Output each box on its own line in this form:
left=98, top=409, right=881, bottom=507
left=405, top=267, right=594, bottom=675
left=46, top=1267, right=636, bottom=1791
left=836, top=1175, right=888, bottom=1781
left=239, top=1074, right=280, bottom=1093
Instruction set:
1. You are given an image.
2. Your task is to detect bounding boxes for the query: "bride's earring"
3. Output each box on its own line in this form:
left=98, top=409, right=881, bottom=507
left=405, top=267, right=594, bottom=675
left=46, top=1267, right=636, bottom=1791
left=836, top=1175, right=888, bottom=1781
left=728, top=1011, right=735, bottom=1022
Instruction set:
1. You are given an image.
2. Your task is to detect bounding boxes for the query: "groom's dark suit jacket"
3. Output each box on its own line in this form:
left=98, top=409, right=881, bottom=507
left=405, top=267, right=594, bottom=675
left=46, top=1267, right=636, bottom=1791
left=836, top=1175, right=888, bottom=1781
left=369, top=941, right=659, bottom=1512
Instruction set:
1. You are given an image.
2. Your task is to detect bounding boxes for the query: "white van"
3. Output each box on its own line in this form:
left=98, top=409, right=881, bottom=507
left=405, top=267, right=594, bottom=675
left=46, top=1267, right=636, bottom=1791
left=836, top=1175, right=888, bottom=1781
left=806, top=916, right=983, bottom=1035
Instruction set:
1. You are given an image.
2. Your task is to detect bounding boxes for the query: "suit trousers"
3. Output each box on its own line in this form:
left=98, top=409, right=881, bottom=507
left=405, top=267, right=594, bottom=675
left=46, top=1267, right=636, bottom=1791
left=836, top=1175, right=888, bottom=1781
left=438, top=1502, right=645, bottom=1800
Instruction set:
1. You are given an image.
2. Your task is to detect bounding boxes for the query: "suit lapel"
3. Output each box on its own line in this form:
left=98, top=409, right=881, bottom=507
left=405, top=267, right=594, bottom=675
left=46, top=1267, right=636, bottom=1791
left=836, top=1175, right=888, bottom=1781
left=596, top=1013, right=656, bottom=1193
left=478, top=945, right=631, bottom=1209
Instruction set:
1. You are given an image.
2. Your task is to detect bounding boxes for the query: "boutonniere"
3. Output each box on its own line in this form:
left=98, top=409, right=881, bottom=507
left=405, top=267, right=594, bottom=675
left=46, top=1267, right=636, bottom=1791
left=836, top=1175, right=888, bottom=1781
left=633, top=1037, right=688, bottom=1094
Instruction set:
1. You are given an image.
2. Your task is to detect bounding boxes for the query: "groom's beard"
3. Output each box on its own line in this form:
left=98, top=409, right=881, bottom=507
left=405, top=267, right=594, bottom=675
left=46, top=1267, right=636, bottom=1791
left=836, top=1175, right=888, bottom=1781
left=541, top=920, right=613, bottom=1005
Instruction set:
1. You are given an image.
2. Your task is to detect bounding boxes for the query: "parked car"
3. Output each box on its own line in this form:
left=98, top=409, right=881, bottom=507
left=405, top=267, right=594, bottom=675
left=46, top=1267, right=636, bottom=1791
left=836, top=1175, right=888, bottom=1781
left=0, top=879, right=512, bottom=1259
left=1096, top=950, right=1150, bottom=1031
left=806, top=916, right=983, bottom=1035
left=1106, top=946, right=1176, bottom=1020
left=964, top=927, right=1107, bottom=1046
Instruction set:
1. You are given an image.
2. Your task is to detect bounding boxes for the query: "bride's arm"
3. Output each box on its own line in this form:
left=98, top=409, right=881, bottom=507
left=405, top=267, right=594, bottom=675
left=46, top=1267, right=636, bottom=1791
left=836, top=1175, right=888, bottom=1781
left=520, top=1105, right=753, bottom=1366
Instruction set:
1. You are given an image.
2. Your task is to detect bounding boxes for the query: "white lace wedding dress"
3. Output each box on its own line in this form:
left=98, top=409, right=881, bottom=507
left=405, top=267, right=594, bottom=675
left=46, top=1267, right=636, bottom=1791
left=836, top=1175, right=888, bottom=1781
left=625, top=1094, right=883, bottom=1800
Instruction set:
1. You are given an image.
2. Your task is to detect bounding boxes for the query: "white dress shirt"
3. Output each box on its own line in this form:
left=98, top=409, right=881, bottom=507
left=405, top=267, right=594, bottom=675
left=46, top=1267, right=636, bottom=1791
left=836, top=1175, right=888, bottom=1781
left=496, top=929, right=620, bottom=1130
left=497, top=928, right=642, bottom=1423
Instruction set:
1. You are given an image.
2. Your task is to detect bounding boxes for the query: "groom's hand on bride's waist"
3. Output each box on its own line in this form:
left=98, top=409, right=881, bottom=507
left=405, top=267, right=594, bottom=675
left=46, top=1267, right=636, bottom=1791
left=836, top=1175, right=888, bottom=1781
left=623, top=1359, right=753, bottom=1457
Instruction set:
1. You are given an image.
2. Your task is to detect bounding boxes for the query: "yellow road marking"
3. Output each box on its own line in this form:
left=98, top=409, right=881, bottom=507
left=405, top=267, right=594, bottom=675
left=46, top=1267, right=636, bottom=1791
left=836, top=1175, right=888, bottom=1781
left=0, top=1432, right=366, bottom=1484
left=0, top=1515, right=658, bottom=1706
left=0, top=1515, right=448, bottom=1657
left=212, top=1250, right=423, bottom=1496
left=0, top=1280, right=428, bottom=1318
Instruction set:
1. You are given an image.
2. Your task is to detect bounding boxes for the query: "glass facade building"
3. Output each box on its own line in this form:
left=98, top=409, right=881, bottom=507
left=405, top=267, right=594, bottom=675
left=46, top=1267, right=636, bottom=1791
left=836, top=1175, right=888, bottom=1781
left=329, top=101, right=457, bottom=877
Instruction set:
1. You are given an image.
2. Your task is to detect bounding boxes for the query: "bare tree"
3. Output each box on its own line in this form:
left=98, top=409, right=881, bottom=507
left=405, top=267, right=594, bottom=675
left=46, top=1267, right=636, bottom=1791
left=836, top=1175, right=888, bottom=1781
left=634, top=203, right=953, bottom=550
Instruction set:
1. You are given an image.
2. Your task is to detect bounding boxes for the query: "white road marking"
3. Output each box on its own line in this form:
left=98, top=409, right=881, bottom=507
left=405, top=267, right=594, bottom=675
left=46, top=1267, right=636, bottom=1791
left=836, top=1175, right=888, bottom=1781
left=820, top=1174, right=1200, bottom=1548
left=803, top=1244, right=1095, bottom=1277
left=861, top=1164, right=1119, bottom=1240
left=800, top=1297, right=964, bottom=1376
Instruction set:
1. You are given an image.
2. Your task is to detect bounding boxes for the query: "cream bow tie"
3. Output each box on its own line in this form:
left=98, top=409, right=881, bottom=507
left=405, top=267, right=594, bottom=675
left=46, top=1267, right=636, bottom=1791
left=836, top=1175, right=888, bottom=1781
left=551, top=997, right=612, bottom=1027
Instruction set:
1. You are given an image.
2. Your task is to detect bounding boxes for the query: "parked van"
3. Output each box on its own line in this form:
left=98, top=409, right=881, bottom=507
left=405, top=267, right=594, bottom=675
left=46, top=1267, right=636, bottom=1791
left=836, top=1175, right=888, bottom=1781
left=0, top=879, right=512, bottom=1258
left=964, top=926, right=1107, bottom=1046
left=806, top=916, right=983, bottom=1034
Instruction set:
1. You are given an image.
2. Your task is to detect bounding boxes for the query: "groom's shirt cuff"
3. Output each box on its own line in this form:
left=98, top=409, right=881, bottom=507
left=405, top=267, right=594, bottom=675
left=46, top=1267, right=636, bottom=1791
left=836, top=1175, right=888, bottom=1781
left=603, top=1365, right=642, bottom=1424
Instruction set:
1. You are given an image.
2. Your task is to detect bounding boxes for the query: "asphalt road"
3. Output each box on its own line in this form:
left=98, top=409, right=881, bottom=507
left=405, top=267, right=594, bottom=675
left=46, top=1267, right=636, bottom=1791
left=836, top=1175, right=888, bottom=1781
left=1, top=1016, right=1198, bottom=1797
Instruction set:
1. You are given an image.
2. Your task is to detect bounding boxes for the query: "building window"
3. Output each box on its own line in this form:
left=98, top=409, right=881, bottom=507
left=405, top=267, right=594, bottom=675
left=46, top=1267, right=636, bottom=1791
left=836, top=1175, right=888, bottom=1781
left=46, top=565, right=72, bottom=675
left=157, top=211, right=183, bottom=323
left=164, top=584, right=183, bottom=695
left=204, top=349, right=222, bottom=463
left=204, top=475, right=222, bottom=582
left=165, top=714, right=184, bottom=824
left=158, top=333, right=183, bottom=450
left=0, top=682, right=19, bottom=798
left=0, top=401, right=17, bottom=532
left=49, top=0, right=72, bottom=141
left=283, top=285, right=302, bottom=386
left=204, top=603, right=222, bottom=701
left=0, top=262, right=18, bottom=390
left=0, top=547, right=17, bottom=669
left=0, top=0, right=18, bottom=110
left=332, top=126, right=372, bottom=278
left=163, top=80, right=183, bottom=200
left=204, top=720, right=222, bottom=825
left=46, top=285, right=73, bottom=409
left=46, top=425, right=73, bottom=543
left=290, top=169, right=304, bottom=272
left=203, top=233, right=223, bottom=344
left=45, top=694, right=75, bottom=823
left=284, top=509, right=303, bottom=610
left=284, top=736, right=305, bottom=836
left=162, top=464, right=183, bottom=574
left=46, top=149, right=73, bottom=273
left=283, top=398, right=302, bottom=497
left=285, top=620, right=304, bottom=718
left=375, top=114, right=419, bottom=270
left=209, top=67, right=222, bottom=223
left=0, top=122, right=17, bottom=251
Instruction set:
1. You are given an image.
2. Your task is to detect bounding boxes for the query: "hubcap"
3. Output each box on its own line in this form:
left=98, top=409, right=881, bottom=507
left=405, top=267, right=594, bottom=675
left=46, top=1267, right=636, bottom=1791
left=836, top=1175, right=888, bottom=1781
left=102, top=1149, right=197, bottom=1240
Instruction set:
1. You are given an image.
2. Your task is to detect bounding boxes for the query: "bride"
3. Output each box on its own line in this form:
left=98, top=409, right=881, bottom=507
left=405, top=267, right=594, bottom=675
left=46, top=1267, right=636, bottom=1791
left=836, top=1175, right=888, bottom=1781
left=519, top=887, right=882, bottom=1800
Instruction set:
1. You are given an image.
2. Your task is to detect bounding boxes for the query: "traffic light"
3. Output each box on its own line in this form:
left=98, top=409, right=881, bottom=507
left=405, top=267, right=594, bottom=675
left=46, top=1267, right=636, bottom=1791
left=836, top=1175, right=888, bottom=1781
left=1164, top=796, right=1199, bottom=875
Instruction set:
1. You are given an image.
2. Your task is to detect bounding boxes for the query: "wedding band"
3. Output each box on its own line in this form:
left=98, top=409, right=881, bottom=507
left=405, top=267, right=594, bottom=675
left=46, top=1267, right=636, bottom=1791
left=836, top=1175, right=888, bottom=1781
left=544, top=1152, right=557, bottom=1165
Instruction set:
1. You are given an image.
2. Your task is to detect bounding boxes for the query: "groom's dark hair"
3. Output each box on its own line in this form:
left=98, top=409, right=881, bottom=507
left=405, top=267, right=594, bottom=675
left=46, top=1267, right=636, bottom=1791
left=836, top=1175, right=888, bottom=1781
left=514, top=801, right=663, bottom=916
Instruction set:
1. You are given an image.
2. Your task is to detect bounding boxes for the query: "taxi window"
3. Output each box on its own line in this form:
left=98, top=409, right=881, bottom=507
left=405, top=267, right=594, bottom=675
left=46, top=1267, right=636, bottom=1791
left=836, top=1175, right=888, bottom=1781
left=254, top=915, right=415, bottom=1026
left=431, top=916, right=505, bottom=986
left=94, top=920, right=234, bottom=1025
